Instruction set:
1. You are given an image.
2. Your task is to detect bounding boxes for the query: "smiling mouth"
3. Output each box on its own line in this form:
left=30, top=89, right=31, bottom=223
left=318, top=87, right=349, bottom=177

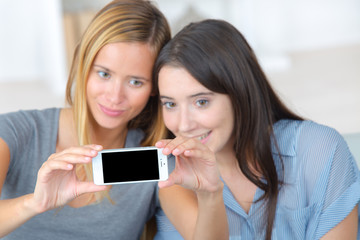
left=100, top=104, right=124, bottom=117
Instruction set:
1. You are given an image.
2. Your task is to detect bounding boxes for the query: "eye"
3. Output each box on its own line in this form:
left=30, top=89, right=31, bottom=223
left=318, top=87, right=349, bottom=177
left=162, top=101, right=176, bottom=109
left=196, top=99, right=209, bottom=107
left=129, top=79, right=144, bottom=87
left=97, top=71, right=110, bottom=79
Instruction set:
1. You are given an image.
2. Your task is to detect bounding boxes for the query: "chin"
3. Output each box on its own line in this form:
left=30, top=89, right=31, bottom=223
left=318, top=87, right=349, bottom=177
left=97, top=118, right=123, bottom=130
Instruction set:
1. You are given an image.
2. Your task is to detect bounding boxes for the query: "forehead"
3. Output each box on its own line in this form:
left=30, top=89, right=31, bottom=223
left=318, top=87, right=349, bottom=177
left=95, top=42, right=155, bottom=65
left=93, top=42, right=156, bottom=77
left=158, top=66, right=209, bottom=95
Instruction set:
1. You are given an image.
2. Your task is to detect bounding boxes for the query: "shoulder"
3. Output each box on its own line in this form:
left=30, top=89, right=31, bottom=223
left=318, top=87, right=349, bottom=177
left=274, top=120, right=358, bottom=192
left=272, top=120, right=355, bottom=186
left=274, top=121, right=360, bottom=233
left=0, top=108, right=60, bottom=139
left=0, top=108, right=61, bottom=153
left=0, top=108, right=59, bottom=133
left=0, top=108, right=60, bottom=125
left=272, top=119, right=345, bottom=157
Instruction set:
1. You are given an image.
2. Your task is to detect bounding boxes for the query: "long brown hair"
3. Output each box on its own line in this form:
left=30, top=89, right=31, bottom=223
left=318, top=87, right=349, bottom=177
left=65, top=0, right=171, bottom=203
left=154, top=19, right=302, bottom=239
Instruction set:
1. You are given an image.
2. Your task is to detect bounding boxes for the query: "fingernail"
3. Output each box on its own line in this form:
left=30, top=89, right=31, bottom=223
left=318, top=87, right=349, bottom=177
left=173, top=148, right=180, bottom=155
left=163, top=148, right=170, bottom=154
left=94, top=145, right=102, bottom=150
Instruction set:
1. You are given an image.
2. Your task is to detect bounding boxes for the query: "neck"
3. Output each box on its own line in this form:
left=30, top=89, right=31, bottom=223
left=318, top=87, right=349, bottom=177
left=215, top=136, right=239, bottom=174
left=216, top=150, right=240, bottom=176
left=90, top=125, right=128, bottom=149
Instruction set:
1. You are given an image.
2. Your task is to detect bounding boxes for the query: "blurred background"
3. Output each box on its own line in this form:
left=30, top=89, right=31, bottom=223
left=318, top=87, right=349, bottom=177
left=0, top=0, right=359, bottom=160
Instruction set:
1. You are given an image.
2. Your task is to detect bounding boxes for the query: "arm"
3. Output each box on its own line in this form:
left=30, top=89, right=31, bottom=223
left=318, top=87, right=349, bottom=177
left=156, top=137, right=228, bottom=240
left=0, top=138, right=106, bottom=237
left=321, top=204, right=358, bottom=240
left=159, top=185, right=227, bottom=240
left=0, top=138, right=39, bottom=237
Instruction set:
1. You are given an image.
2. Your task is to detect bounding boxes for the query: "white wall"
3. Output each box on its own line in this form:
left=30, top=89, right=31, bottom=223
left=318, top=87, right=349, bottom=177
left=0, top=0, right=359, bottom=135
left=0, top=0, right=67, bottom=95
left=157, top=0, right=360, bottom=59
left=252, top=0, right=360, bottom=52
left=1, top=0, right=358, bottom=91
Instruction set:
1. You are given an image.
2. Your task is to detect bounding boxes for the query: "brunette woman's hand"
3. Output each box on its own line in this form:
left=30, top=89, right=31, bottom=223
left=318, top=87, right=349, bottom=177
left=156, top=137, right=223, bottom=193
left=31, top=145, right=107, bottom=213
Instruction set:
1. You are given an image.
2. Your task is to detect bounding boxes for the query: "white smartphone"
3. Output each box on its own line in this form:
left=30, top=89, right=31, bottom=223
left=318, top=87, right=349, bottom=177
left=92, top=146, right=168, bottom=185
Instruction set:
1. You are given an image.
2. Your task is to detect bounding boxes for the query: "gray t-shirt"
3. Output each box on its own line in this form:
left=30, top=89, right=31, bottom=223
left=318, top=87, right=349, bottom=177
left=0, top=108, right=157, bottom=240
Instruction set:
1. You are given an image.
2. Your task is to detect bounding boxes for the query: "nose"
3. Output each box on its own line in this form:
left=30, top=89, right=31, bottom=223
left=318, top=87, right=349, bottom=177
left=177, top=106, right=196, bottom=133
left=106, top=80, right=124, bottom=104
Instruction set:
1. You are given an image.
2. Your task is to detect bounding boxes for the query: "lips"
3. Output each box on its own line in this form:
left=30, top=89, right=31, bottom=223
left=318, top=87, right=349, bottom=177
left=99, top=104, right=124, bottom=117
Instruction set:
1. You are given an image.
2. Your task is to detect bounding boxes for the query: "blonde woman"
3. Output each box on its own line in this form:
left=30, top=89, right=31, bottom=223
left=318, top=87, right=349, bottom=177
left=0, top=1, right=170, bottom=239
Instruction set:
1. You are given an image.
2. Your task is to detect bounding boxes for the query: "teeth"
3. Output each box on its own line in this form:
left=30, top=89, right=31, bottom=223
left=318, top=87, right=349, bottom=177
left=198, top=132, right=209, bottom=140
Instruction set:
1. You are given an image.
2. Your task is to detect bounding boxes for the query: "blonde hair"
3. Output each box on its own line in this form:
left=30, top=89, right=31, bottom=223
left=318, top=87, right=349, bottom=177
left=65, top=0, right=171, bottom=204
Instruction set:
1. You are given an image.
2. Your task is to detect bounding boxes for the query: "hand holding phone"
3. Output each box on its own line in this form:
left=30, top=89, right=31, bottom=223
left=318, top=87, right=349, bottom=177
left=92, top=146, right=168, bottom=185
left=155, top=137, right=223, bottom=193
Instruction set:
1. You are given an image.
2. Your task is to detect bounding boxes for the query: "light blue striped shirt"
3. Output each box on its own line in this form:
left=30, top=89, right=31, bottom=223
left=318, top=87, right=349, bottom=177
left=154, top=120, right=360, bottom=240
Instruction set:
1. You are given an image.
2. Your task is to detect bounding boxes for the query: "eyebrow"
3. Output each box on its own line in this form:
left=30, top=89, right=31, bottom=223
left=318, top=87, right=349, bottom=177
left=160, top=92, right=214, bottom=100
left=93, top=64, right=114, bottom=74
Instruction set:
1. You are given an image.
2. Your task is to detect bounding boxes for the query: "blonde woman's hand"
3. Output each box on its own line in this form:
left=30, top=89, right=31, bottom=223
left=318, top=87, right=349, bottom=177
left=31, top=145, right=107, bottom=213
left=156, top=137, right=222, bottom=194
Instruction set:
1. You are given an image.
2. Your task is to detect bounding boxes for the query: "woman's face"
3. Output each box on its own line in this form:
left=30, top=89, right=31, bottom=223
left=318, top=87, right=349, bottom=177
left=158, top=66, right=235, bottom=154
left=87, top=42, right=155, bottom=131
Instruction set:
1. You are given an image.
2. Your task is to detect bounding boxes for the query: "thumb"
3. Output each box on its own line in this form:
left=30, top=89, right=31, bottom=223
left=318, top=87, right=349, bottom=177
left=158, top=179, right=173, bottom=189
left=158, top=171, right=183, bottom=189
left=77, top=181, right=108, bottom=195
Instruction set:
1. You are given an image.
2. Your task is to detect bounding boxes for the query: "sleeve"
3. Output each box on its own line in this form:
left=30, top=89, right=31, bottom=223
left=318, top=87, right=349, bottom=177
left=298, top=122, right=360, bottom=239
left=0, top=111, right=34, bottom=167
left=314, top=133, right=360, bottom=239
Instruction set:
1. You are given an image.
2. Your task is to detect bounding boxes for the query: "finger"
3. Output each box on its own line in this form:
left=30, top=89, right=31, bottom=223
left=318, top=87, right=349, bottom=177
left=168, top=169, right=186, bottom=185
left=41, top=160, right=73, bottom=172
left=158, top=172, right=181, bottom=188
left=158, top=179, right=174, bottom=188
left=169, top=138, right=206, bottom=156
left=50, top=152, right=94, bottom=165
left=55, top=145, right=103, bottom=159
left=183, top=148, right=216, bottom=163
left=161, top=136, right=193, bottom=155
left=155, top=139, right=172, bottom=148
left=76, top=181, right=108, bottom=195
left=38, top=161, right=74, bottom=182
left=50, top=144, right=103, bottom=164
left=155, top=138, right=182, bottom=155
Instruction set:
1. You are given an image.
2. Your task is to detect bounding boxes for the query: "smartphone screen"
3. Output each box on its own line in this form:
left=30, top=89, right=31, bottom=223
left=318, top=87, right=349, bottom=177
left=101, top=149, right=159, bottom=183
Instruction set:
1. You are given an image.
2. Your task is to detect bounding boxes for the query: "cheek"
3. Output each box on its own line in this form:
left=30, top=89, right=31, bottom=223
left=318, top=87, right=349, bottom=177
left=221, top=108, right=235, bottom=138
left=162, top=111, right=177, bottom=132
left=86, top=77, right=101, bottom=99
left=131, top=88, right=152, bottom=106
left=127, top=88, right=153, bottom=118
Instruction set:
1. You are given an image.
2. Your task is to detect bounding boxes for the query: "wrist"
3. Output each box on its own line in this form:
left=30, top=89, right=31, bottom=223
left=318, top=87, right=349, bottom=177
left=23, top=194, right=46, bottom=215
left=196, top=182, right=224, bottom=204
